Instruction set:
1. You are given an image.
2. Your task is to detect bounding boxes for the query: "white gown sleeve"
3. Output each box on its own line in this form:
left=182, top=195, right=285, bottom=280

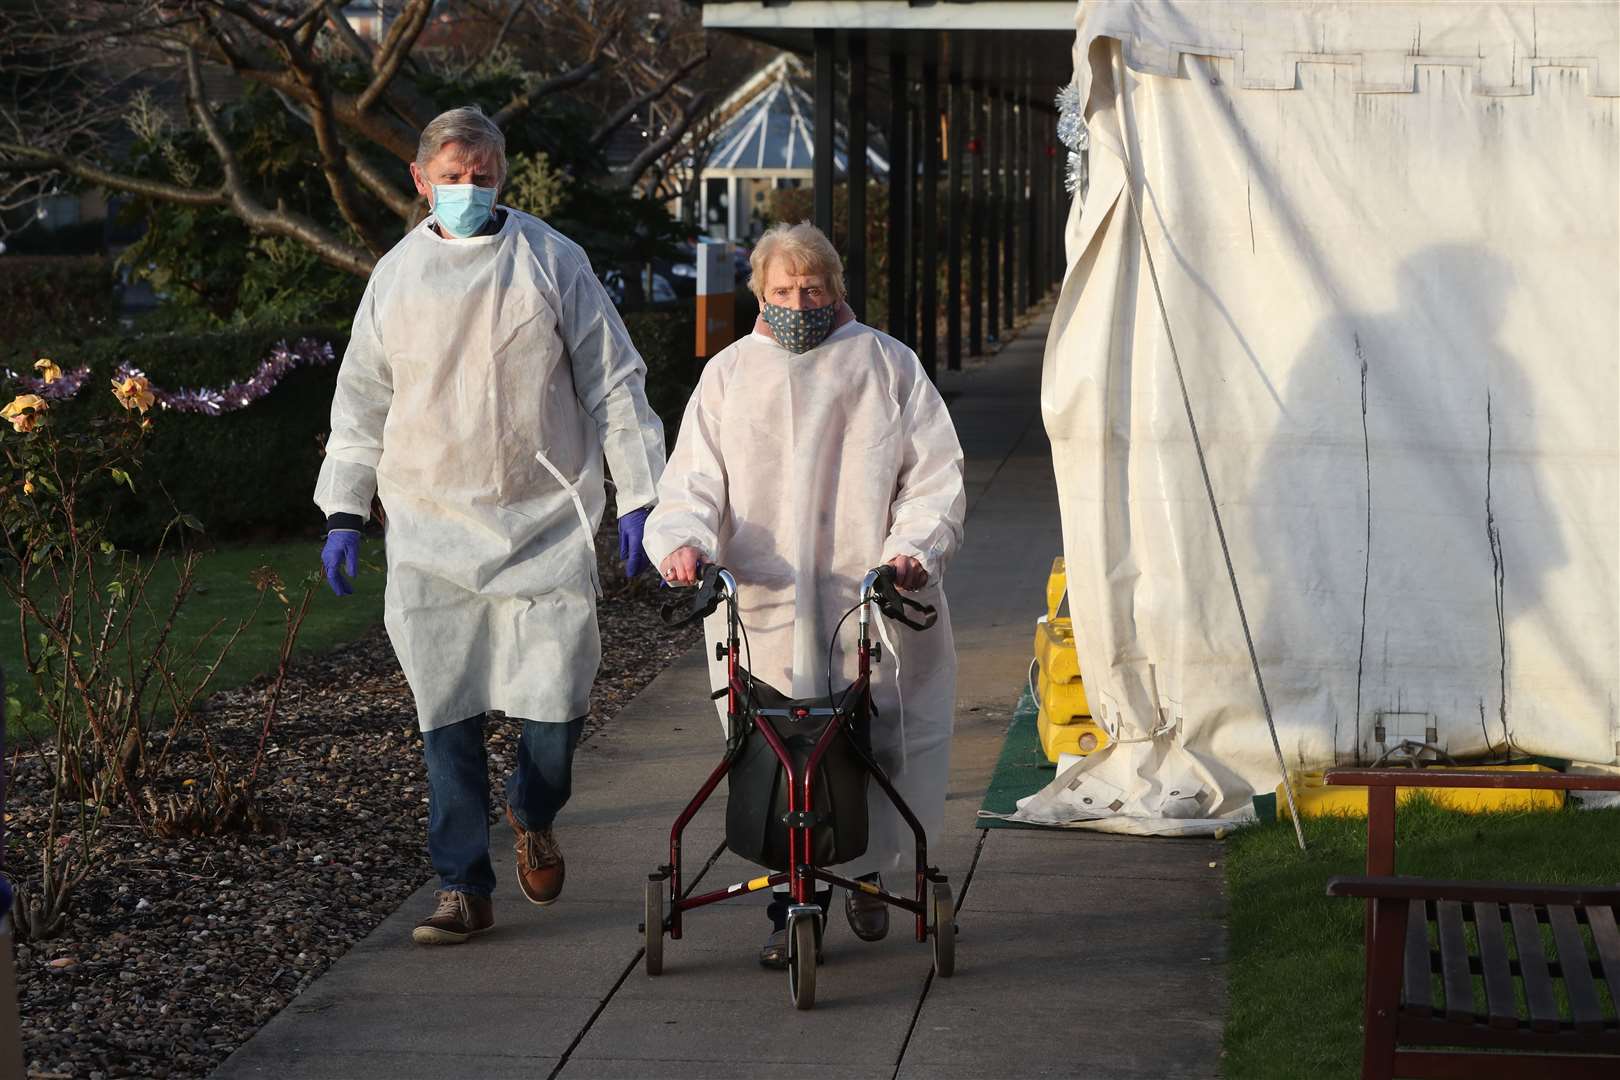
left=558, top=262, right=666, bottom=513
left=314, top=285, right=390, bottom=520
left=641, top=372, right=727, bottom=565
left=881, top=367, right=967, bottom=578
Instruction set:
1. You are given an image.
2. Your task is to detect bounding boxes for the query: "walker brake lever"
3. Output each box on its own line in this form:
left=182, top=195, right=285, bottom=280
left=657, top=562, right=724, bottom=627
left=870, top=565, right=938, bottom=631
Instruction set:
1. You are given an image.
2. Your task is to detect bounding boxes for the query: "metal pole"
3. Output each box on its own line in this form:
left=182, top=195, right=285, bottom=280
left=906, top=99, right=920, bottom=349
left=848, top=36, right=869, bottom=322
left=985, top=88, right=1001, bottom=343
left=1023, top=85, right=1036, bottom=311
left=813, top=29, right=836, bottom=237
left=921, top=44, right=939, bottom=379
left=997, top=88, right=1010, bottom=327
left=887, top=49, right=911, bottom=343
left=946, top=64, right=964, bottom=372
left=968, top=83, right=983, bottom=356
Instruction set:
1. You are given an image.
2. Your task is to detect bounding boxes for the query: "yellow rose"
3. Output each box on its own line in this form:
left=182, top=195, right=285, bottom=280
left=33, top=358, right=62, bottom=384
left=111, top=374, right=156, bottom=414
left=1, top=394, right=48, bottom=433
left=22, top=477, right=35, bottom=496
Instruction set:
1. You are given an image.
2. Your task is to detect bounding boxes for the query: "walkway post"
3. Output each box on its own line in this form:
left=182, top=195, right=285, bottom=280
left=813, top=29, right=836, bottom=236
left=921, top=42, right=940, bottom=379
left=997, top=87, right=1010, bottom=331
left=1023, top=84, right=1036, bottom=311
left=887, top=49, right=911, bottom=344
left=986, top=87, right=1001, bottom=343
left=968, top=81, right=984, bottom=355
left=946, top=61, right=964, bottom=371
left=906, top=99, right=920, bottom=347
left=848, top=36, right=869, bottom=322
left=1006, top=88, right=1021, bottom=322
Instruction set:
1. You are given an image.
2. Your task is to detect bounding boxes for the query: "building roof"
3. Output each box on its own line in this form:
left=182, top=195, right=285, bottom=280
left=704, top=59, right=889, bottom=177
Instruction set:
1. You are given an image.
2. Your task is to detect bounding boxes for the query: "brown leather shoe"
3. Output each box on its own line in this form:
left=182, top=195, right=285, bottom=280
left=412, top=890, right=494, bottom=945
left=506, top=806, right=565, bottom=906
left=845, top=874, right=890, bottom=942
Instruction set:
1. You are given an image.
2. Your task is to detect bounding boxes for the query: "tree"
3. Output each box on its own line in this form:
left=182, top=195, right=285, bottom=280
left=0, top=0, right=715, bottom=282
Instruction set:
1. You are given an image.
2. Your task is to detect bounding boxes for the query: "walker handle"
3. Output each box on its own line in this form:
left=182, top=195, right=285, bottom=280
left=867, top=564, right=937, bottom=631
left=658, top=562, right=727, bottom=627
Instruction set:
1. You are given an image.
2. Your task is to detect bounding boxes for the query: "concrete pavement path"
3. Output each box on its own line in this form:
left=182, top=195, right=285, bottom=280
left=213, top=312, right=1226, bottom=1080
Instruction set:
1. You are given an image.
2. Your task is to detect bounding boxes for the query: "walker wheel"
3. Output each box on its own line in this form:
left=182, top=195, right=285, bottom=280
left=787, top=914, right=818, bottom=1010
left=931, top=882, right=955, bottom=978
left=644, top=880, right=664, bottom=976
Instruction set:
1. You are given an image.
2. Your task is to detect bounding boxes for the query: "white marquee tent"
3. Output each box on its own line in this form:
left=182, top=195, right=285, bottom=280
left=1017, top=0, right=1620, bottom=835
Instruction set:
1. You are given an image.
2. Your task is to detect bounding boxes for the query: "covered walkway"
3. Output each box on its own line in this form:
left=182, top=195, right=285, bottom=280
left=699, top=0, right=1077, bottom=378
left=212, top=315, right=1226, bottom=1080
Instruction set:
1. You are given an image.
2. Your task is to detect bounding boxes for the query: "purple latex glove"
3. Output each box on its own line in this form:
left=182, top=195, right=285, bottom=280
left=618, top=507, right=651, bottom=578
left=321, top=530, right=360, bottom=597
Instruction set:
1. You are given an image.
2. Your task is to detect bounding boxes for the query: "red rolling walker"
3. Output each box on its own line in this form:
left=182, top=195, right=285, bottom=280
left=643, top=564, right=956, bottom=1009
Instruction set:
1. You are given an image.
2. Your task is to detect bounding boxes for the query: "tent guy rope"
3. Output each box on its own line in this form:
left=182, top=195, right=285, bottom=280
left=1119, top=172, right=1309, bottom=853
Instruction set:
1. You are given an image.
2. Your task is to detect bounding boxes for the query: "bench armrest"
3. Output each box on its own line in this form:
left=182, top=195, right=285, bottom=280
left=1324, top=768, right=1620, bottom=793
left=1327, top=874, right=1620, bottom=907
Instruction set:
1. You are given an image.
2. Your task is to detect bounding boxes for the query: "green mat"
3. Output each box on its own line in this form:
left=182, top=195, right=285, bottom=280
left=975, top=688, right=1059, bottom=830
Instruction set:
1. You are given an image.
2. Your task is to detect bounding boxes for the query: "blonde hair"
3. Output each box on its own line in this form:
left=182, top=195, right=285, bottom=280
left=749, top=222, right=846, bottom=303
left=416, top=106, right=507, bottom=184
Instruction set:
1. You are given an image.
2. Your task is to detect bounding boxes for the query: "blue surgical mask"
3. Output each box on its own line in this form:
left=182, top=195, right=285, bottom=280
left=431, top=184, right=497, bottom=238
left=761, top=301, right=838, bottom=354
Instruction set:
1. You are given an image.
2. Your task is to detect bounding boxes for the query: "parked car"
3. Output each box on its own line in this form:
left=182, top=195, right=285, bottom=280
left=597, top=267, right=678, bottom=307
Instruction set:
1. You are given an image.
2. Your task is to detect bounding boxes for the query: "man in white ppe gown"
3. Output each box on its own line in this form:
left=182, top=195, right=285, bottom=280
left=644, top=222, right=965, bottom=968
left=314, top=107, right=665, bottom=945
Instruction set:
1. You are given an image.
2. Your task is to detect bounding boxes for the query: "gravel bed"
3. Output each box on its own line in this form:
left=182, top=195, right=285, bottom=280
left=7, top=519, right=701, bottom=1080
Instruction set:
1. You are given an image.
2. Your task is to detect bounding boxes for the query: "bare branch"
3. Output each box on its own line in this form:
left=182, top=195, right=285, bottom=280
left=589, top=48, right=708, bottom=150
left=456, top=0, right=528, bottom=80
left=357, top=0, right=434, bottom=114
left=619, top=88, right=710, bottom=192
left=183, top=48, right=375, bottom=277
left=491, top=54, right=605, bottom=129
left=0, top=143, right=226, bottom=207
left=321, top=0, right=374, bottom=65
left=343, top=146, right=418, bottom=223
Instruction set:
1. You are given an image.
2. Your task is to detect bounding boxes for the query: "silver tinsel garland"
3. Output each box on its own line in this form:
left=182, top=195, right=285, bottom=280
left=7, top=337, right=337, bottom=414
left=1055, top=83, right=1089, bottom=196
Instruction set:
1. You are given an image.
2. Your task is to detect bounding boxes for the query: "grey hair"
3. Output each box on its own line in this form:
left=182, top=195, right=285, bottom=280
left=748, top=221, right=847, bottom=303
left=415, top=106, right=507, bottom=183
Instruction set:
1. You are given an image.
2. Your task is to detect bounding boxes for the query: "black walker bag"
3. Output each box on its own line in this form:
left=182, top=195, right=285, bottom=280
left=725, top=673, right=871, bottom=872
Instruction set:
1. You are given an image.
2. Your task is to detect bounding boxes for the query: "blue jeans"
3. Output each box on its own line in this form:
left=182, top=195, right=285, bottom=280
left=421, top=714, right=585, bottom=897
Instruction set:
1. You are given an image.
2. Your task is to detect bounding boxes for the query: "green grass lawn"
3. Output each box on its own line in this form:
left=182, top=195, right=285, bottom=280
left=1222, top=798, right=1620, bottom=1078
left=3, top=537, right=387, bottom=735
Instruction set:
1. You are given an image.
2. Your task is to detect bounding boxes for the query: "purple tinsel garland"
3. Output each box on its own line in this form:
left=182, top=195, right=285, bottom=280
left=6, top=337, right=337, bottom=415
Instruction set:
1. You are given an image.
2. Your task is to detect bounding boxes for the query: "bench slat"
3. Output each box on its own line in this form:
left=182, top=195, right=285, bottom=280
left=1549, top=905, right=1605, bottom=1032
left=1436, top=901, right=1475, bottom=1021
left=1402, top=899, right=1433, bottom=1010
left=1586, top=905, right=1620, bottom=1010
left=1473, top=900, right=1519, bottom=1030
left=1509, top=903, right=1562, bottom=1031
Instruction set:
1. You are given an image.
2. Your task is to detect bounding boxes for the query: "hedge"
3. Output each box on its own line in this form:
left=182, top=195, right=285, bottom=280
left=10, top=300, right=726, bottom=547
left=0, top=256, right=120, bottom=349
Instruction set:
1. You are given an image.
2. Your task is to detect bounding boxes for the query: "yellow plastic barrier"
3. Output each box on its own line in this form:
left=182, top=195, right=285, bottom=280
left=1046, top=556, right=1067, bottom=621
left=1038, top=710, right=1110, bottom=759
left=1037, top=669, right=1090, bottom=722
left=1279, top=764, right=1565, bottom=820
left=1033, top=618, right=1083, bottom=685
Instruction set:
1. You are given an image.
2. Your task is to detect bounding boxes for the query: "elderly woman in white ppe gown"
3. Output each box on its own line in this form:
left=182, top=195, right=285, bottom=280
left=643, top=222, right=966, bottom=969
left=314, top=106, right=665, bottom=946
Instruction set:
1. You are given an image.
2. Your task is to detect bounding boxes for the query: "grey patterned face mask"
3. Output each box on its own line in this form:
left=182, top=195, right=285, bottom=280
left=761, top=301, right=838, bottom=354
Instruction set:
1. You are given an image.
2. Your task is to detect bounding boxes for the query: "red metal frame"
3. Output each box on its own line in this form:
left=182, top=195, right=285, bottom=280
left=655, top=583, right=940, bottom=947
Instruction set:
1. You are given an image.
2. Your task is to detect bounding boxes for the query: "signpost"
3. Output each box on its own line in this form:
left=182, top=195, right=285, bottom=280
left=695, top=240, right=736, bottom=359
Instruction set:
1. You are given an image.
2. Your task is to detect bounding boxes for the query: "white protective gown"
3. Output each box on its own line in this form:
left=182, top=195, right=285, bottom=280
left=315, top=208, right=665, bottom=731
left=643, top=321, right=966, bottom=879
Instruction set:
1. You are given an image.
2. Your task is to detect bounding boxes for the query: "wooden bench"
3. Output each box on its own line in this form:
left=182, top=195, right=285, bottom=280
left=1323, top=767, right=1620, bottom=1080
